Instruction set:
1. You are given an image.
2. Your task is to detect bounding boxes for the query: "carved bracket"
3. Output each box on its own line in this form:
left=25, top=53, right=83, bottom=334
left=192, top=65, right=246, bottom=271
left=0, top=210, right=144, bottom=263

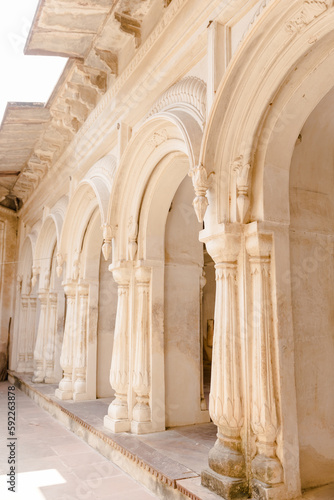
left=128, top=217, right=138, bottom=261
left=56, top=252, right=64, bottom=278
left=101, top=223, right=116, bottom=261
left=189, top=163, right=214, bottom=223
left=232, top=155, right=251, bottom=224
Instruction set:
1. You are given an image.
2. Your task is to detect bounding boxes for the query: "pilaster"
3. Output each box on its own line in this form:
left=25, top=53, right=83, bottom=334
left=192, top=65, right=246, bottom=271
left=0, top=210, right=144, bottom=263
left=246, top=230, right=284, bottom=500
left=131, top=265, right=152, bottom=434
left=16, top=295, right=29, bottom=373
left=73, top=283, right=89, bottom=401
left=33, top=291, right=48, bottom=382
left=55, top=281, right=77, bottom=400
left=44, top=292, right=58, bottom=383
left=104, top=265, right=131, bottom=432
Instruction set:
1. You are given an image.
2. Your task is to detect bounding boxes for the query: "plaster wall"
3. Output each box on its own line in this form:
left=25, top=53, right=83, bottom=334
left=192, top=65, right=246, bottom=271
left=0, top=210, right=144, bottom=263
left=164, top=175, right=208, bottom=427
left=97, top=253, right=117, bottom=398
left=289, top=88, right=334, bottom=489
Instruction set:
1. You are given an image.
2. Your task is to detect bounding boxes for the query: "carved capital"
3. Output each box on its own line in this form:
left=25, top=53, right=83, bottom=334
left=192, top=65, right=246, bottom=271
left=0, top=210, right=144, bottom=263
left=246, top=231, right=272, bottom=260
left=111, top=265, right=131, bottom=287
left=202, top=228, right=241, bottom=265
left=63, top=281, right=77, bottom=298
left=135, top=265, right=151, bottom=285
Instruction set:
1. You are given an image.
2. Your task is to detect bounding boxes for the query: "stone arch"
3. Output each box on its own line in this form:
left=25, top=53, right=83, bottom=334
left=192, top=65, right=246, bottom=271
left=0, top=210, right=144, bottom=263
left=201, top=0, right=334, bottom=226
left=55, top=155, right=117, bottom=402
left=104, top=104, right=212, bottom=434
left=59, top=155, right=115, bottom=277
left=34, top=196, right=68, bottom=289
left=198, top=2, right=334, bottom=496
left=14, top=235, right=37, bottom=373
left=108, top=111, right=203, bottom=263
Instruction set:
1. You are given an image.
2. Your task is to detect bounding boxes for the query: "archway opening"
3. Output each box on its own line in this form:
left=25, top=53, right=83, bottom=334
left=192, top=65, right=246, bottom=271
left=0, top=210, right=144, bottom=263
left=289, top=85, right=334, bottom=490
left=164, top=175, right=213, bottom=427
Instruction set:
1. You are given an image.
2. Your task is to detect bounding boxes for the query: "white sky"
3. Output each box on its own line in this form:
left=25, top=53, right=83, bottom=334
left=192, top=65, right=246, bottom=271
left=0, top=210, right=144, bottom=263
left=0, top=0, right=68, bottom=122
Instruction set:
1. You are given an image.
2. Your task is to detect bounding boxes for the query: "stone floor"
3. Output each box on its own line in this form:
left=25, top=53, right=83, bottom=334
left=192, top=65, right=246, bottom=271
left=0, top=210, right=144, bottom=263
left=3, top=373, right=334, bottom=500
left=0, top=381, right=158, bottom=500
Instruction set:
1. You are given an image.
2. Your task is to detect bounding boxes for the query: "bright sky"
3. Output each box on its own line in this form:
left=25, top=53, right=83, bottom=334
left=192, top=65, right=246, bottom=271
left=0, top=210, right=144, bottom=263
left=0, top=0, right=68, bottom=123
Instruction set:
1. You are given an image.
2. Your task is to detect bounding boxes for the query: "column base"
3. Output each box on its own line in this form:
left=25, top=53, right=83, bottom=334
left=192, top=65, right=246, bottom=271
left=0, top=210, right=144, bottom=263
left=32, top=374, right=44, bottom=383
left=252, top=480, right=285, bottom=500
left=201, top=468, right=249, bottom=499
left=104, top=415, right=130, bottom=433
left=131, top=420, right=153, bottom=434
left=55, top=388, right=73, bottom=400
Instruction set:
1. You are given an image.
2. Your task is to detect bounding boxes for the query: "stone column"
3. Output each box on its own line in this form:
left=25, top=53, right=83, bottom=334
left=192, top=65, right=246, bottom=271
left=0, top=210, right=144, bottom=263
left=44, top=292, right=58, bottom=383
left=17, top=295, right=29, bottom=373
left=55, top=282, right=76, bottom=400
left=104, top=267, right=131, bottom=432
left=246, top=233, right=283, bottom=500
left=132, top=266, right=151, bottom=433
left=73, top=283, right=89, bottom=400
left=201, top=231, right=248, bottom=499
left=33, top=291, right=48, bottom=382
left=26, top=296, right=37, bottom=372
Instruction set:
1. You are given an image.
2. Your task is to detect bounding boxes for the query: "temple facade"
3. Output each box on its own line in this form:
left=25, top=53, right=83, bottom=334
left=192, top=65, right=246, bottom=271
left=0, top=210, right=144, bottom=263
left=1, top=0, right=334, bottom=498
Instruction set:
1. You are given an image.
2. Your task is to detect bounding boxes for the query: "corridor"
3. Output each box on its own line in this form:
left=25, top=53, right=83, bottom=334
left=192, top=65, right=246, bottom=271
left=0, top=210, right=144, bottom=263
left=0, top=381, right=157, bottom=500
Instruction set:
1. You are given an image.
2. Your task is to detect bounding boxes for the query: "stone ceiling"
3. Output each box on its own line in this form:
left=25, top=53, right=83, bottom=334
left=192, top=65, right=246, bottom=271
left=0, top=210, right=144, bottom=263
left=0, top=0, right=168, bottom=211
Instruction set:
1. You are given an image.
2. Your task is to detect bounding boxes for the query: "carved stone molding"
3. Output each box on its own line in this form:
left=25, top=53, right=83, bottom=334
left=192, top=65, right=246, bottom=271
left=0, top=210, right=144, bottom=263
left=286, top=0, right=331, bottom=34
left=239, top=0, right=273, bottom=47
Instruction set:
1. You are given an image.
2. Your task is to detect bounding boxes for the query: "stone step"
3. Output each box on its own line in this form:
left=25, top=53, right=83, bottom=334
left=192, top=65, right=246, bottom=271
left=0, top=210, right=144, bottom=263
left=8, top=371, right=211, bottom=500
